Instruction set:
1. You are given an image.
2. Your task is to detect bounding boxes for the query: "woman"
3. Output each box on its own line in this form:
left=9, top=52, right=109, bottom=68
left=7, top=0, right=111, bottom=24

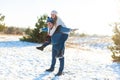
left=48, top=10, right=67, bottom=36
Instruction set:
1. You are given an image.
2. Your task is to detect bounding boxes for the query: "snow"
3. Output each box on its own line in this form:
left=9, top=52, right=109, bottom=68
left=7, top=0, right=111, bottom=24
left=0, top=35, right=120, bottom=80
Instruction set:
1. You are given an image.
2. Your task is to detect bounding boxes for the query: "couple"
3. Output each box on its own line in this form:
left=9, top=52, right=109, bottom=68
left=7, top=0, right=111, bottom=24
left=36, top=10, right=74, bottom=76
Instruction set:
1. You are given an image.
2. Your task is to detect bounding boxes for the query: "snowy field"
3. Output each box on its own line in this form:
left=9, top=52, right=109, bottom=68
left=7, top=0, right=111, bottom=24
left=0, top=35, right=120, bottom=80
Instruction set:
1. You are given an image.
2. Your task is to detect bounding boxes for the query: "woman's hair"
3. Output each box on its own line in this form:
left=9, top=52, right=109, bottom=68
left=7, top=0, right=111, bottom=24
left=53, top=16, right=57, bottom=26
left=51, top=10, right=58, bottom=26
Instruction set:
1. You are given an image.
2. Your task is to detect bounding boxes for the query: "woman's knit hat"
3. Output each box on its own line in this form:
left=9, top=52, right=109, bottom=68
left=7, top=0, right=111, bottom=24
left=51, top=10, right=58, bottom=15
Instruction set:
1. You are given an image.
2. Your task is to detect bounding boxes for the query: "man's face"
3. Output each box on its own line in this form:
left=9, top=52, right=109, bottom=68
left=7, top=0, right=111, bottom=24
left=47, top=22, right=53, bottom=29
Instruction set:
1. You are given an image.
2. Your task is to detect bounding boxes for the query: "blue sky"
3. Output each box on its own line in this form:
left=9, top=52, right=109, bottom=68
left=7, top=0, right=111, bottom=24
left=0, top=0, right=120, bottom=35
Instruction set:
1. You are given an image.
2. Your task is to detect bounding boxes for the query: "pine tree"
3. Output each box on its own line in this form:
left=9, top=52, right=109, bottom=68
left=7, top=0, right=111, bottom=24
left=20, top=14, right=48, bottom=43
left=0, top=13, right=6, bottom=32
left=109, top=23, right=120, bottom=61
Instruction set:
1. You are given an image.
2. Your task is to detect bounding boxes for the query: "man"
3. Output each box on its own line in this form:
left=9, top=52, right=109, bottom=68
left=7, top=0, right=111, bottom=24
left=36, top=17, right=69, bottom=76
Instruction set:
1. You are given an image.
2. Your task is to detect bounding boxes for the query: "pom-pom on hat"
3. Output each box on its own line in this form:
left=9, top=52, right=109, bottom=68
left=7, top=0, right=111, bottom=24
left=51, top=10, right=58, bottom=15
left=47, top=17, right=54, bottom=24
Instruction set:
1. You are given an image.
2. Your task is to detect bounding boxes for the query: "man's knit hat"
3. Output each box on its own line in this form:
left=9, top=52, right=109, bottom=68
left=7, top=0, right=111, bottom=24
left=47, top=17, right=54, bottom=24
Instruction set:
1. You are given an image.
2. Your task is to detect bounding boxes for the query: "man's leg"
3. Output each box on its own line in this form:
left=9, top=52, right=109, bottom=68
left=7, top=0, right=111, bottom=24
left=56, top=34, right=68, bottom=58
left=50, top=48, right=57, bottom=69
left=46, top=47, right=57, bottom=72
left=55, top=57, right=64, bottom=76
left=59, top=57, right=64, bottom=72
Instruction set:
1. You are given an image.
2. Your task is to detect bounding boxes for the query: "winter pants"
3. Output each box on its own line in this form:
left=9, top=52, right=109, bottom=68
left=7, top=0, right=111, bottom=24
left=50, top=34, right=68, bottom=72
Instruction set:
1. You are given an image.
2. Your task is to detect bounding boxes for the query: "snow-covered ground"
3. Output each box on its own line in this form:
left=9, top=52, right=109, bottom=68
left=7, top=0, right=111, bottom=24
left=0, top=35, right=120, bottom=80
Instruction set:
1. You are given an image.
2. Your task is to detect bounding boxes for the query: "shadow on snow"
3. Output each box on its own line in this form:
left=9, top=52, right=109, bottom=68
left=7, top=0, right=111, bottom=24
left=33, top=71, right=59, bottom=80
left=0, top=41, right=38, bottom=47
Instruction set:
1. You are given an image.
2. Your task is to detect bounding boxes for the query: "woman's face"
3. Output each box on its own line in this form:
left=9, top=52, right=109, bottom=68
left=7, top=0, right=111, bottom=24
left=51, top=13, right=56, bottom=19
left=47, top=22, right=53, bottom=29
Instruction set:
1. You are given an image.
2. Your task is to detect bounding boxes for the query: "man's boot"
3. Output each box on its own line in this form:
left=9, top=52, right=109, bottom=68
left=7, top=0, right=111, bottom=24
left=45, top=68, right=54, bottom=72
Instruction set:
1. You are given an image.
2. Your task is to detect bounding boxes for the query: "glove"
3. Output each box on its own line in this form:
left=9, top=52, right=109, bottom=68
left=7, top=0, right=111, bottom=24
left=36, top=46, right=45, bottom=51
left=39, top=27, right=48, bottom=33
left=45, top=35, right=51, bottom=41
